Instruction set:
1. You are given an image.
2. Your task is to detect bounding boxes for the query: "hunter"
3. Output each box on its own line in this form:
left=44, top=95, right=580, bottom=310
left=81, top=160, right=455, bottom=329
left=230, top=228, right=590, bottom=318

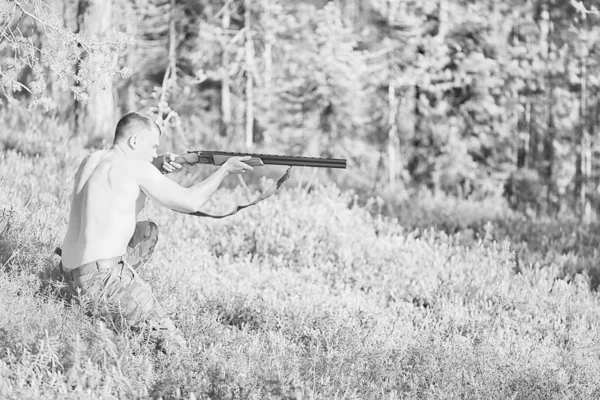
left=58, top=112, right=253, bottom=349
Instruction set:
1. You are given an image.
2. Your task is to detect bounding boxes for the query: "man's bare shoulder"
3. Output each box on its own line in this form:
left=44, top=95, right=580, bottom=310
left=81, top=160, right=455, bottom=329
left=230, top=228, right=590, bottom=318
left=81, top=150, right=108, bottom=165
left=119, top=157, right=159, bottom=175
left=90, top=152, right=151, bottom=174
left=108, top=157, right=164, bottom=189
left=73, top=150, right=106, bottom=178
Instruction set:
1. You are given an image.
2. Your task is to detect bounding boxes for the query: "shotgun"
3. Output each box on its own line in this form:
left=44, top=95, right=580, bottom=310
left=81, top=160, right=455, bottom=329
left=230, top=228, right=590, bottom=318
left=167, top=150, right=346, bottom=218
left=174, top=150, right=347, bottom=169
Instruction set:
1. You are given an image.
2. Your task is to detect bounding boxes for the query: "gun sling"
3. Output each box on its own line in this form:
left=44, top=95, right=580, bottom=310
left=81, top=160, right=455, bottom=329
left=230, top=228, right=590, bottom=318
left=183, top=166, right=292, bottom=219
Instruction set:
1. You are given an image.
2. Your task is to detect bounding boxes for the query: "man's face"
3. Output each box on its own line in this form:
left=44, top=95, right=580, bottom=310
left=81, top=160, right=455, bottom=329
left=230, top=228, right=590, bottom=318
left=133, top=127, right=160, bottom=162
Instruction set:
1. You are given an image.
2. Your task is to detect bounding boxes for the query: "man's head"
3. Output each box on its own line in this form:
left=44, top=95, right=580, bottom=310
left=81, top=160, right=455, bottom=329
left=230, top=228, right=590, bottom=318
left=113, top=112, right=162, bottom=162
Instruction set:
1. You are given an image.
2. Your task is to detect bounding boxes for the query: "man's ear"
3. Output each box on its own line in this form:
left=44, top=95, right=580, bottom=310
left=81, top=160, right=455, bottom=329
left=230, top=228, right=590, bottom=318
left=127, top=135, right=138, bottom=149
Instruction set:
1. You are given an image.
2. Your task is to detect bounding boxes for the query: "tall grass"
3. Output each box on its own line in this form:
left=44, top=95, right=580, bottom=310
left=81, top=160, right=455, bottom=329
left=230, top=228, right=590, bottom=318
left=2, top=121, right=600, bottom=399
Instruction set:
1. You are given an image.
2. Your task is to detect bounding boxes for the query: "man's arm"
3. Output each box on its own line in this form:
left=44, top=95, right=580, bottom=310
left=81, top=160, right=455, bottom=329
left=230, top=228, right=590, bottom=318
left=135, top=156, right=253, bottom=213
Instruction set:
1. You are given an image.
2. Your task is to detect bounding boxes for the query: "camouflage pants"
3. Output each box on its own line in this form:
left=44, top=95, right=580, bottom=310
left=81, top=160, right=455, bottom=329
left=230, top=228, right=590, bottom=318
left=65, top=221, right=185, bottom=348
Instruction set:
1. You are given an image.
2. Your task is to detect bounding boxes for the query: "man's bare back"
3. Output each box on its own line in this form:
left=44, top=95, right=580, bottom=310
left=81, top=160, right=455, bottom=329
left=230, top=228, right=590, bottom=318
left=61, top=151, right=146, bottom=270
left=61, top=113, right=252, bottom=272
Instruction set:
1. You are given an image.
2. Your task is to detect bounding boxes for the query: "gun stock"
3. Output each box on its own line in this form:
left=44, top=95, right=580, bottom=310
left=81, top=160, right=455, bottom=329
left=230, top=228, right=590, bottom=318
left=175, top=150, right=346, bottom=169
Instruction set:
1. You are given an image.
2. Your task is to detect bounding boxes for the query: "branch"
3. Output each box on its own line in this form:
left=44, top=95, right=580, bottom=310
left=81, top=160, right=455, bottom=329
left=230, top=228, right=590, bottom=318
left=0, top=76, right=32, bottom=94
left=571, top=0, right=600, bottom=16
left=361, top=46, right=393, bottom=60
left=13, top=0, right=94, bottom=55
left=0, top=3, right=22, bottom=46
left=212, top=0, right=235, bottom=21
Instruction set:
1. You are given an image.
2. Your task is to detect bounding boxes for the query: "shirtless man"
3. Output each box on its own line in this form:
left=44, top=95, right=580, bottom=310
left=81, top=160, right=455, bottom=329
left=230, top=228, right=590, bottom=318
left=60, top=112, right=252, bottom=348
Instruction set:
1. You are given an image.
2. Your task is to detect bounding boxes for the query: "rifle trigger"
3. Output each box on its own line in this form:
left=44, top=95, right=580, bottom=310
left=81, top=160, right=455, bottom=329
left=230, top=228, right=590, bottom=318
left=198, top=155, right=214, bottom=164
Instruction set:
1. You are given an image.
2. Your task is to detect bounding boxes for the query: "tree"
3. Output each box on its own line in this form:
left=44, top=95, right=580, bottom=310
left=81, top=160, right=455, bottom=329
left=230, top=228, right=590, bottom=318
left=244, top=0, right=255, bottom=150
left=0, top=0, right=130, bottom=121
left=74, top=0, right=116, bottom=139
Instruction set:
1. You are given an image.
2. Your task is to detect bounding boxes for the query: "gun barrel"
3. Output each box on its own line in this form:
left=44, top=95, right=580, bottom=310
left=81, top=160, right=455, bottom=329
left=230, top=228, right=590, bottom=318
left=200, top=151, right=347, bottom=169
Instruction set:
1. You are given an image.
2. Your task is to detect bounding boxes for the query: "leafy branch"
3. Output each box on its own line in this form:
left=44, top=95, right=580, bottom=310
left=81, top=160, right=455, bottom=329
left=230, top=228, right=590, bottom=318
left=0, top=0, right=133, bottom=108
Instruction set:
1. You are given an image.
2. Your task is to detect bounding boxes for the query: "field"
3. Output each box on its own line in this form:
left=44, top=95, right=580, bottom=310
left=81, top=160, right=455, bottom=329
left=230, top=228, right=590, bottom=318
left=2, top=123, right=600, bottom=399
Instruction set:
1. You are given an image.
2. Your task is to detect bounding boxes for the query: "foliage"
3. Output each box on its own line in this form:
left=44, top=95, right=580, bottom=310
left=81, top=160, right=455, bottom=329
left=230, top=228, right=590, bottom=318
left=3, top=119, right=600, bottom=398
left=0, top=0, right=132, bottom=108
left=5, top=0, right=600, bottom=210
left=389, top=188, right=600, bottom=291
left=6, top=1, right=600, bottom=396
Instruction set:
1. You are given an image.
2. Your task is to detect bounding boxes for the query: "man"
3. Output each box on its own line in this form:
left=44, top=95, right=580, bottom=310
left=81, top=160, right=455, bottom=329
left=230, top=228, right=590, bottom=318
left=59, top=112, right=253, bottom=349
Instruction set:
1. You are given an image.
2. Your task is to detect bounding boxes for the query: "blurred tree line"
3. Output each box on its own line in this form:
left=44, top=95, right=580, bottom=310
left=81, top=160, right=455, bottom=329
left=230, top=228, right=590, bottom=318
left=2, top=0, right=600, bottom=218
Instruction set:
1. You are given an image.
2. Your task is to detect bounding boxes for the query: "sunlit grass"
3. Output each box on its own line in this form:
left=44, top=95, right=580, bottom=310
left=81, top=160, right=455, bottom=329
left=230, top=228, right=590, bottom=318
left=2, top=124, right=600, bottom=399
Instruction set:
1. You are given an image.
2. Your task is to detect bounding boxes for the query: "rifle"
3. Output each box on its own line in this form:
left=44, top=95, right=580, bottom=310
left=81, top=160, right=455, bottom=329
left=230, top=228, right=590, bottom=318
left=174, top=150, right=346, bottom=169
left=171, top=150, right=347, bottom=218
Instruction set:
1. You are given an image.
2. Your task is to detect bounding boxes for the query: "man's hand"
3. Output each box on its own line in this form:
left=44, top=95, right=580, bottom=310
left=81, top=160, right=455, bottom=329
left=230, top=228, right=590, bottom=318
left=222, top=156, right=254, bottom=175
left=153, top=152, right=183, bottom=174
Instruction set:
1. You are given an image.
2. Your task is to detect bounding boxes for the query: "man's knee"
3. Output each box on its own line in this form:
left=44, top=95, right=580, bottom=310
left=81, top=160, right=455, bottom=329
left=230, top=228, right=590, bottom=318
left=126, top=220, right=159, bottom=269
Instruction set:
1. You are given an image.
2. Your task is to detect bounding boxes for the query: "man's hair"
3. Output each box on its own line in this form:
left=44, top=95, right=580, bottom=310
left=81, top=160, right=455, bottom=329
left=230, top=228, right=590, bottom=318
left=113, top=112, right=162, bottom=144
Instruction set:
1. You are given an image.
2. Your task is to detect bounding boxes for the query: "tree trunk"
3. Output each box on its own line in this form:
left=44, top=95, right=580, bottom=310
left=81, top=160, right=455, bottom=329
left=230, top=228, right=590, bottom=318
left=409, top=83, right=422, bottom=181
left=157, top=0, right=177, bottom=117
left=514, top=12, right=525, bottom=169
left=524, top=15, right=537, bottom=171
left=356, top=0, right=363, bottom=27
left=125, top=1, right=137, bottom=114
left=264, top=31, right=273, bottom=112
left=244, top=0, right=254, bottom=150
left=542, top=2, right=554, bottom=208
left=50, top=0, right=76, bottom=122
left=516, top=96, right=528, bottom=169
left=576, top=55, right=589, bottom=218
left=75, top=0, right=115, bottom=139
left=437, top=0, right=447, bottom=39
left=526, top=104, right=538, bottom=170
left=164, top=0, right=178, bottom=147
left=168, top=0, right=177, bottom=90
left=544, top=82, right=555, bottom=202
left=388, top=81, right=398, bottom=190
left=387, top=0, right=398, bottom=190
left=584, top=131, right=592, bottom=221
left=593, top=92, right=600, bottom=216
left=220, top=4, right=232, bottom=138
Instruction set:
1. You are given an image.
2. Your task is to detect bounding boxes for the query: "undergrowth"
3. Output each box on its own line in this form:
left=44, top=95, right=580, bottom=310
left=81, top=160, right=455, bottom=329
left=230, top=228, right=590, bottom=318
left=2, top=122, right=600, bottom=398
left=391, top=190, right=600, bottom=290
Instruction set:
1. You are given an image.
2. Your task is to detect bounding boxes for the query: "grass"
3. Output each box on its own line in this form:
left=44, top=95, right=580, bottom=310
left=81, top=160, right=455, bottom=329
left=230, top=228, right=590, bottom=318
left=2, top=121, right=600, bottom=398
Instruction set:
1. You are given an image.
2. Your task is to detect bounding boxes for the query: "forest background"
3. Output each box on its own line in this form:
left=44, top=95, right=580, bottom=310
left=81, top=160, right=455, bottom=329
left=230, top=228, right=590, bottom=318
left=5, top=0, right=600, bottom=278
left=6, top=0, right=600, bottom=210
left=5, top=0, right=600, bottom=214
left=5, top=0, right=600, bottom=398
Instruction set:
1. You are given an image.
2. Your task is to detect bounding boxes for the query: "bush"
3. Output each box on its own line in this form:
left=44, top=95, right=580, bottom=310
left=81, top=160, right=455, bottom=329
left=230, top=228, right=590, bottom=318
left=3, top=121, right=600, bottom=398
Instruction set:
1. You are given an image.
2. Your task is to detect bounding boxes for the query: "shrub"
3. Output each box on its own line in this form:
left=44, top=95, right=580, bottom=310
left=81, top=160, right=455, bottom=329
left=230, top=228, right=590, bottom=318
left=3, top=121, right=600, bottom=398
